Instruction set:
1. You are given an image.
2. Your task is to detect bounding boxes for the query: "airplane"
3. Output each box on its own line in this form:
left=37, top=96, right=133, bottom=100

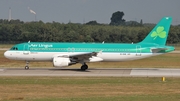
left=4, top=17, right=175, bottom=71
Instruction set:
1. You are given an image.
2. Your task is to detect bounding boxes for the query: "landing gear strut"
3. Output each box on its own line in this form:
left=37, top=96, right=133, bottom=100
left=81, top=64, right=88, bottom=71
left=25, top=61, right=29, bottom=70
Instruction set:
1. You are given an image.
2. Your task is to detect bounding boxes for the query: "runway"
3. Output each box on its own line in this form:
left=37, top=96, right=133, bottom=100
left=0, top=68, right=180, bottom=77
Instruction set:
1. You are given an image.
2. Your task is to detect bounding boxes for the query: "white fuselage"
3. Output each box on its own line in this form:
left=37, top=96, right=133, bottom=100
left=4, top=50, right=162, bottom=62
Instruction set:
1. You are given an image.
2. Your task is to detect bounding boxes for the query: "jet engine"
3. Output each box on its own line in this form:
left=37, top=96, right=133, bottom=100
left=53, top=57, right=71, bottom=67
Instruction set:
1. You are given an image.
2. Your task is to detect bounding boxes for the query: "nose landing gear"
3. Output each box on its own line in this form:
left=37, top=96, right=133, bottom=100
left=25, top=61, right=29, bottom=70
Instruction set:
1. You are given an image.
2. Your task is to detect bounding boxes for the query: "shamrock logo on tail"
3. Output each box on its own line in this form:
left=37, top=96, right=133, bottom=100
left=151, top=26, right=166, bottom=40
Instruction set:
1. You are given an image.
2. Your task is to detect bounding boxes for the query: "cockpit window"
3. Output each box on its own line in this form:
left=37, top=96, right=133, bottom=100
left=10, top=47, right=18, bottom=50
left=10, top=47, right=14, bottom=50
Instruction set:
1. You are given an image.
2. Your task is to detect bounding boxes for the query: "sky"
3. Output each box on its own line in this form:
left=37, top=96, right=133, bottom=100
left=0, top=0, right=179, bottom=25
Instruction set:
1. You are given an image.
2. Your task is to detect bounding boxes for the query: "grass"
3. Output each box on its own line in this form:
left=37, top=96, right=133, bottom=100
left=175, top=46, right=180, bottom=51
left=0, top=44, right=13, bottom=48
left=0, top=77, right=180, bottom=101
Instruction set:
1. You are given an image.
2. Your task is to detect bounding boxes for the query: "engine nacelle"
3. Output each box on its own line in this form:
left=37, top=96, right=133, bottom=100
left=53, top=57, right=71, bottom=67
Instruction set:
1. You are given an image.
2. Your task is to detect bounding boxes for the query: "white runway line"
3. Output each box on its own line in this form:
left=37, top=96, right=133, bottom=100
left=130, top=68, right=180, bottom=77
left=0, top=69, right=4, bottom=72
left=0, top=68, right=180, bottom=77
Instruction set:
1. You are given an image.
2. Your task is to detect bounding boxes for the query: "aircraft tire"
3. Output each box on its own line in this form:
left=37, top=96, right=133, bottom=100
left=25, top=66, right=29, bottom=70
left=81, top=65, right=88, bottom=71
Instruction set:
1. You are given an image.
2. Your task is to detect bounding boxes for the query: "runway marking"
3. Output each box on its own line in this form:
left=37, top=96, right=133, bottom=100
left=0, top=68, right=180, bottom=77
left=130, top=68, right=180, bottom=77
left=0, top=69, right=4, bottom=72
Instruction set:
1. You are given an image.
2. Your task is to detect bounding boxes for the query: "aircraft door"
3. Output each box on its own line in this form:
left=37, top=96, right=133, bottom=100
left=136, top=45, right=141, bottom=56
left=23, top=44, right=30, bottom=55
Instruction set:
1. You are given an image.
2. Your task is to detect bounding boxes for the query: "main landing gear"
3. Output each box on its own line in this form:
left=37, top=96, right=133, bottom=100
left=25, top=61, right=29, bottom=70
left=81, top=64, right=88, bottom=71
left=24, top=61, right=88, bottom=71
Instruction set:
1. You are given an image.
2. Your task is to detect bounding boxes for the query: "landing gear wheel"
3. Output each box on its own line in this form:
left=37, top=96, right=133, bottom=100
left=25, top=66, right=29, bottom=70
left=25, top=61, right=29, bottom=70
left=81, top=64, right=88, bottom=71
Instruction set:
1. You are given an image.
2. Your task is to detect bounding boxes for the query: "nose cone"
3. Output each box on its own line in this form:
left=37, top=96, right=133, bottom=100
left=4, top=51, right=10, bottom=59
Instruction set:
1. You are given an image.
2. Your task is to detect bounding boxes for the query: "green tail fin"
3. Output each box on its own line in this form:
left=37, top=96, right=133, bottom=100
left=140, top=17, right=172, bottom=45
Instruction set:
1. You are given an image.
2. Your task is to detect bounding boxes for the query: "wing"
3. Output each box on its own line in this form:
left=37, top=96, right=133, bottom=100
left=70, top=52, right=103, bottom=63
left=54, top=52, right=103, bottom=63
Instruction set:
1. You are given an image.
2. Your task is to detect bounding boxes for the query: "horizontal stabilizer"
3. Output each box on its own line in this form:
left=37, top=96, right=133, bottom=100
left=151, top=48, right=167, bottom=53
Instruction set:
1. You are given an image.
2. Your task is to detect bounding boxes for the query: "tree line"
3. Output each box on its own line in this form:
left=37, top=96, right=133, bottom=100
left=0, top=19, right=179, bottom=44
